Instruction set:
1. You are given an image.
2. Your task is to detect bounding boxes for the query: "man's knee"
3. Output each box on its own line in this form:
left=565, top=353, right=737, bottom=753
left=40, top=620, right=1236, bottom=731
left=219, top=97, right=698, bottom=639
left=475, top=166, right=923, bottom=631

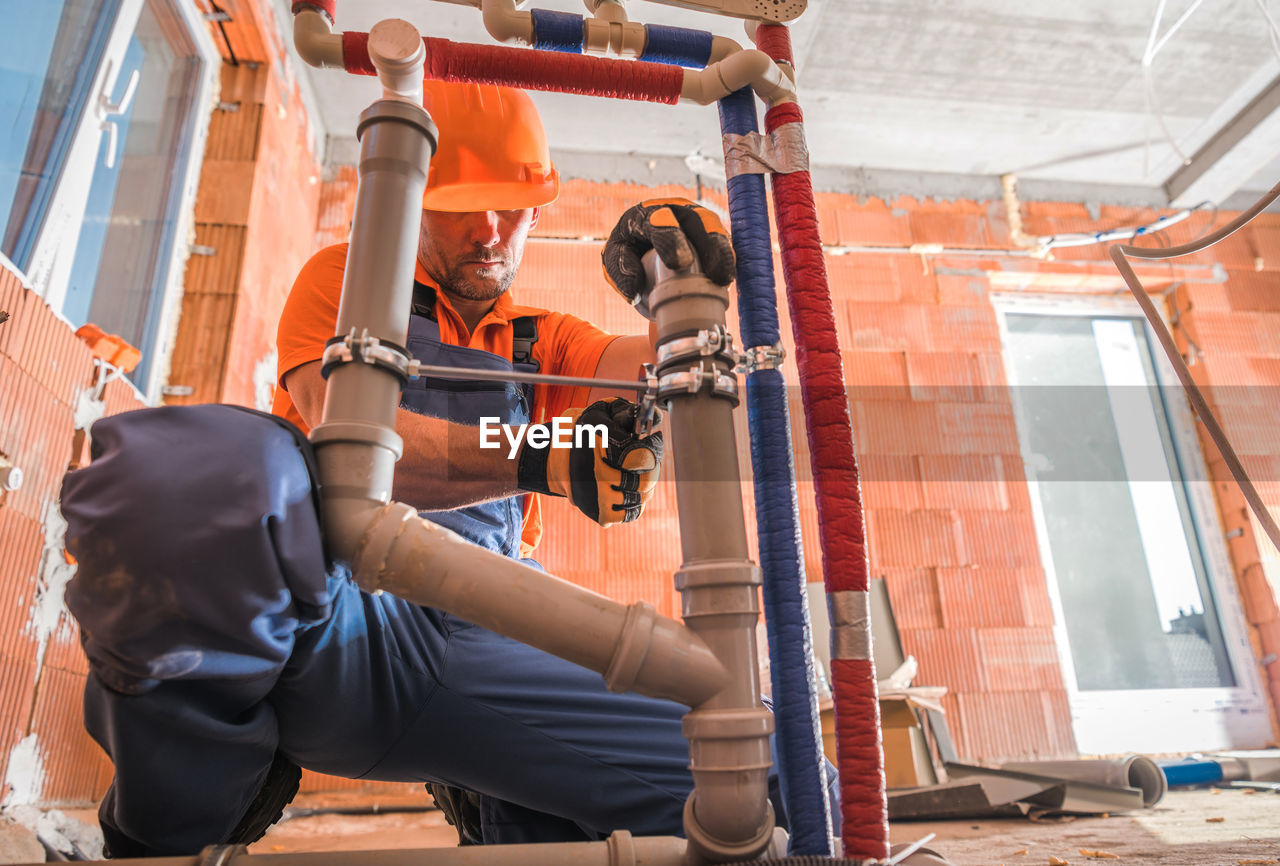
left=62, top=405, right=331, bottom=693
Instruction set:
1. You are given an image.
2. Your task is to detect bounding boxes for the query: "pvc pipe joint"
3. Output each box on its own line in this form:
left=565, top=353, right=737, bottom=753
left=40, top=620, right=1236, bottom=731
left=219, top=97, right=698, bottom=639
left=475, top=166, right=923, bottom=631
left=640, top=253, right=774, bottom=862
left=481, top=0, right=536, bottom=46
left=679, top=48, right=795, bottom=105
left=368, top=19, right=427, bottom=104
left=583, top=3, right=647, bottom=57
left=292, top=7, right=344, bottom=69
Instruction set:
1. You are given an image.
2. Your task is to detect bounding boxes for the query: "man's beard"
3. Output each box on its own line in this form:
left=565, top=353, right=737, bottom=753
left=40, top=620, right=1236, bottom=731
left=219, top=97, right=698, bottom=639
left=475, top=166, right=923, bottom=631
left=429, top=255, right=516, bottom=302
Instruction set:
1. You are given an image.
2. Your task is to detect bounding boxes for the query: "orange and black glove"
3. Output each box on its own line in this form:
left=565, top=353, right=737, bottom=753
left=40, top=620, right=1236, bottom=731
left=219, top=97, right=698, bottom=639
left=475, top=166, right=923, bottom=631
left=602, top=198, right=736, bottom=319
left=517, top=398, right=664, bottom=526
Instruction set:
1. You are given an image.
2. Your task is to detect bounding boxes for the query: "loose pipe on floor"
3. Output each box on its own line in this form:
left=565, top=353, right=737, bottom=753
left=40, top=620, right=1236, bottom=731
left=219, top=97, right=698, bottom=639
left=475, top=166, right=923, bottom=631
left=301, top=18, right=777, bottom=864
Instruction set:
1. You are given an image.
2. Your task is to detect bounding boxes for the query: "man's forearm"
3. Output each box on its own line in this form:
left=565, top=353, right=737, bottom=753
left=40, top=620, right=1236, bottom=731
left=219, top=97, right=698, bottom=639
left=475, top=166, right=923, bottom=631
left=391, top=408, right=522, bottom=510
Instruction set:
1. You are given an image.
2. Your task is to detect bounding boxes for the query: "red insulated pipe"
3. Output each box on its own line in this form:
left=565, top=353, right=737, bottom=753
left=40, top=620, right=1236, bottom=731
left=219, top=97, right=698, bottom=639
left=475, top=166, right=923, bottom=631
left=755, top=23, right=889, bottom=863
left=340, top=31, right=685, bottom=103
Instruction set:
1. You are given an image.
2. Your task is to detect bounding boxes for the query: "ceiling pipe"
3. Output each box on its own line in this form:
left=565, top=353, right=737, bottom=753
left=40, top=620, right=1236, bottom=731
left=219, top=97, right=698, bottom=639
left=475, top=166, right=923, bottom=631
left=293, top=7, right=344, bottom=69
left=291, top=0, right=780, bottom=103
left=680, top=48, right=794, bottom=105
left=481, top=0, right=537, bottom=46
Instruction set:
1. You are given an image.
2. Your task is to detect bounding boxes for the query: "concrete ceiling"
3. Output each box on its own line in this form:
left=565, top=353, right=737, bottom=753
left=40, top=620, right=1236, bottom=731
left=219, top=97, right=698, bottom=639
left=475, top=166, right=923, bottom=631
left=277, top=0, right=1280, bottom=208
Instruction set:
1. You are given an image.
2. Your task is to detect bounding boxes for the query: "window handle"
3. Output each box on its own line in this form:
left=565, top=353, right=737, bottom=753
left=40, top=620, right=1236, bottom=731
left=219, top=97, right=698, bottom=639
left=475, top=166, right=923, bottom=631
left=95, top=59, right=140, bottom=170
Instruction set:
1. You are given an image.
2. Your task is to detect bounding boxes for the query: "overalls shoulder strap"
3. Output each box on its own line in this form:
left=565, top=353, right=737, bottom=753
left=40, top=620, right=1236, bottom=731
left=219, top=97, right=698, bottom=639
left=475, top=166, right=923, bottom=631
left=412, top=281, right=539, bottom=377
left=510, top=315, right=538, bottom=373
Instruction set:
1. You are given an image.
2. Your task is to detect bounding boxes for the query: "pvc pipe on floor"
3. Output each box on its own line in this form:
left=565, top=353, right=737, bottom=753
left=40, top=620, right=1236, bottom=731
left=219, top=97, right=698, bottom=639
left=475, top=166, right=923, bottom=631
left=1002, top=756, right=1168, bottom=807
left=65, top=832, right=693, bottom=865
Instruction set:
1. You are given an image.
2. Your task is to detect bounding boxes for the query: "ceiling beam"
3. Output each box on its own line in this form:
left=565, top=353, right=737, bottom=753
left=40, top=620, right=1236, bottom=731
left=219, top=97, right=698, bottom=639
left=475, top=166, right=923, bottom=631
left=1165, top=72, right=1280, bottom=207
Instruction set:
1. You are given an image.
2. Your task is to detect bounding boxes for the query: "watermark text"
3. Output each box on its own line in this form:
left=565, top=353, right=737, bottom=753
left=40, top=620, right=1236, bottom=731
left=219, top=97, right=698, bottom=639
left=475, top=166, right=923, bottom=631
left=479, top=417, right=608, bottom=458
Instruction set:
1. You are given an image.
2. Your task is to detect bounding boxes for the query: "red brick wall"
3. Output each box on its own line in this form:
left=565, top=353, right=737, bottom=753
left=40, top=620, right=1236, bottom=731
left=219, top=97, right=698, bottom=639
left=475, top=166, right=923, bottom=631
left=517, top=183, right=1280, bottom=762
left=7, top=159, right=1278, bottom=805
left=0, top=261, right=146, bottom=806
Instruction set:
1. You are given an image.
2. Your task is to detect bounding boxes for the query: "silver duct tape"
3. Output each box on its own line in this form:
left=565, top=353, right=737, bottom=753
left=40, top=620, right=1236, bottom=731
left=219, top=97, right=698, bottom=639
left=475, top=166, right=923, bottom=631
left=722, top=123, right=809, bottom=178
left=828, top=590, right=871, bottom=661
left=830, top=625, right=872, bottom=661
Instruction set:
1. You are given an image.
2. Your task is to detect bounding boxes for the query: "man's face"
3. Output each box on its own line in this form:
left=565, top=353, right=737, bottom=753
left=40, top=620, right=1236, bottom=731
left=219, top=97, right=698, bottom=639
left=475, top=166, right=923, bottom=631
left=417, top=207, right=539, bottom=303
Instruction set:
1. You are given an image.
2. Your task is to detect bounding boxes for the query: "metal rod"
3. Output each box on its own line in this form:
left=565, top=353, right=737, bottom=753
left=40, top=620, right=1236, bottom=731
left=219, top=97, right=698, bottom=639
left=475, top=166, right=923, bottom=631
left=412, top=363, right=646, bottom=392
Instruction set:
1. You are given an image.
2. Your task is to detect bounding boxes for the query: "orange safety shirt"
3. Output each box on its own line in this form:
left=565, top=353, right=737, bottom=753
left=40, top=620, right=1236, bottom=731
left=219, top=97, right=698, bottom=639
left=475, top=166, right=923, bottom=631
left=272, top=243, right=619, bottom=557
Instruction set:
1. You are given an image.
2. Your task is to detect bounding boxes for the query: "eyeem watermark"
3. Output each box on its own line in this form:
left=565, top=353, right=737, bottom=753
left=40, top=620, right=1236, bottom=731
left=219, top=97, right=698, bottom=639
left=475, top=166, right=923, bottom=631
left=479, top=417, right=608, bottom=459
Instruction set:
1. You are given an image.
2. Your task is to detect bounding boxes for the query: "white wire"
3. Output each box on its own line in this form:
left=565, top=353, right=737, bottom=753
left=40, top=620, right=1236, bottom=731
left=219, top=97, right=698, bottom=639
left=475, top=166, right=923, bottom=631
left=1255, top=0, right=1280, bottom=59
left=1140, top=0, right=1208, bottom=172
left=1145, top=0, right=1208, bottom=63
left=1142, top=0, right=1168, bottom=62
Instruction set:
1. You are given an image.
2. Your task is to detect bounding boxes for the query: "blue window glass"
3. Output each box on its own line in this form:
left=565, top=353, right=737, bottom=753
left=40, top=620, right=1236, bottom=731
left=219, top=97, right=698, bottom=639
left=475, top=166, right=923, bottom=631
left=0, top=0, right=121, bottom=268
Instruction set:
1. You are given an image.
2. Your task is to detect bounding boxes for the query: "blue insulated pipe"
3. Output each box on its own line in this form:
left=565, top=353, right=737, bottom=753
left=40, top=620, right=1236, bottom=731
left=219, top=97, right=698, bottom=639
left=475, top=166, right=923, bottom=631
left=717, top=86, right=834, bottom=857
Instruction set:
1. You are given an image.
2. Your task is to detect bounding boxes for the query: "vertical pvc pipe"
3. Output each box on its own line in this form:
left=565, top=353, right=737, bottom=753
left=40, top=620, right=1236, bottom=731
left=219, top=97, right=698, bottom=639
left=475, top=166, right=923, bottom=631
left=755, top=23, right=889, bottom=863
left=718, top=86, right=833, bottom=857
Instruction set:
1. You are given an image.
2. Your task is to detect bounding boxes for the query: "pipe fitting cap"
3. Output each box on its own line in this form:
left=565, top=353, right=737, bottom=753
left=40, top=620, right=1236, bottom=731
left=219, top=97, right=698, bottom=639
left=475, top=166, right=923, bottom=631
left=0, top=464, right=22, bottom=492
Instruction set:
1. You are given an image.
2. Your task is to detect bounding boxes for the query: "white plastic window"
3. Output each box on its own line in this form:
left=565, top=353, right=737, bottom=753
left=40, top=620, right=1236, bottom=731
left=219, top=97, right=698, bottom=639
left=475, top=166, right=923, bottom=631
left=996, top=295, right=1271, bottom=753
left=0, top=0, right=218, bottom=398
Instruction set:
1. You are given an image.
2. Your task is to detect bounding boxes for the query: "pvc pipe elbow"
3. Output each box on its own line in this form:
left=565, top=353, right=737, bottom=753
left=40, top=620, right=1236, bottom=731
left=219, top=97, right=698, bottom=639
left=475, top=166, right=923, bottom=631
left=708, top=35, right=742, bottom=64
left=481, top=0, right=535, bottom=46
left=679, top=49, right=794, bottom=105
left=322, top=497, right=391, bottom=574
left=293, top=8, right=344, bottom=69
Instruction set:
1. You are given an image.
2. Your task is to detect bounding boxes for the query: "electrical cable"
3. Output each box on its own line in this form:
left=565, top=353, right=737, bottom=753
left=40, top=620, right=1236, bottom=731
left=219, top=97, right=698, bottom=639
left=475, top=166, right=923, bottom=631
left=1254, top=0, right=1280, bottom=59
left=1109, top=179, right=1280, bottom=554
left=1140, top=0, right=1206, bottom=172
left=1037, top=203, right=1208, bottom=251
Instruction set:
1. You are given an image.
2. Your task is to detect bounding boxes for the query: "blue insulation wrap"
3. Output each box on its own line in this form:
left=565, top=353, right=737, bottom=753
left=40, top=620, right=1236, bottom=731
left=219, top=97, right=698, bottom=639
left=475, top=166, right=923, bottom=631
left=719, top=90, right=781, bottom=347
left=1159, top=759, right=1225, bottom=788
left=720, top=87, right=833, bottom=856
left=639, top=23, right=713, bottom=68
left=531, top=8, right=584, bottom=53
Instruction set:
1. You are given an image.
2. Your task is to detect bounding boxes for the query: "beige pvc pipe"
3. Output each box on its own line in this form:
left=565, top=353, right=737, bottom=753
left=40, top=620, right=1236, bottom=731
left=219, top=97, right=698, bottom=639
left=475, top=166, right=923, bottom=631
left=644, top=256, right=776, bottom=863
left=679, top=48, right=795, bottom=105
left=351, top=502, right=729, bottom=707
left=297, top=21, right=773, bottom=863
left=293, top=8, right=345, bottom=69
left=310, top=25, right=729, bottom=712
left=53, top=831, right=694, bottom=865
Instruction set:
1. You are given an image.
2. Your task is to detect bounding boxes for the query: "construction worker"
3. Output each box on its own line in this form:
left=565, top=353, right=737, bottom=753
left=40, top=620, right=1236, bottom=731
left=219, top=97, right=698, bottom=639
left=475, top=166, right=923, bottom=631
left=61, top=80, right=754, bottom=857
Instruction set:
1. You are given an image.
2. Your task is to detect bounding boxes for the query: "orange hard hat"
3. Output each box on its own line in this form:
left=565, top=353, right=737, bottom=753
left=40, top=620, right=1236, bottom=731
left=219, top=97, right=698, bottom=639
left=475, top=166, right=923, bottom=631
left=421, top=80, right=559, bottom=212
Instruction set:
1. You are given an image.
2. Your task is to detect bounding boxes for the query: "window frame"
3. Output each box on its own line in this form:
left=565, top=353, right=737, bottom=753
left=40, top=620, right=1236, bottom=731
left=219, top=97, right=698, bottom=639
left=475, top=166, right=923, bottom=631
left=18, top=0, right=220, bottom=402
left=993, top=291, right=1271, bottom=754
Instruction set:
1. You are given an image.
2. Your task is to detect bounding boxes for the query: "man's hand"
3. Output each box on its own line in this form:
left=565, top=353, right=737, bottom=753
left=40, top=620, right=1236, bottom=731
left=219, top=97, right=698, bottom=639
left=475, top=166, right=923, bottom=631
left=517, top=399, right=664, bottom=526
left=602, top=198, right=735, bottom=318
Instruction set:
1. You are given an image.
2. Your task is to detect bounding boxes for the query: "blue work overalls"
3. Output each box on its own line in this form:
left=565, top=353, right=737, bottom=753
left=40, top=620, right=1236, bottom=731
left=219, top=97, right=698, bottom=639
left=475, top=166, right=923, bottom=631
left=62, top=293, right=700, bottom=855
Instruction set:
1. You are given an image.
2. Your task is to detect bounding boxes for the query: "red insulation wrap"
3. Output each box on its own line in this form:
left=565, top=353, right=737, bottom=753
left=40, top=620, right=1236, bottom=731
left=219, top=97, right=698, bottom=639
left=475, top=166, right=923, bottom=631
left=757, top=22, right=888, bottom=861
left=291, top=0, right=335, bottom=21
left=342, top=32, right=684, bottom=103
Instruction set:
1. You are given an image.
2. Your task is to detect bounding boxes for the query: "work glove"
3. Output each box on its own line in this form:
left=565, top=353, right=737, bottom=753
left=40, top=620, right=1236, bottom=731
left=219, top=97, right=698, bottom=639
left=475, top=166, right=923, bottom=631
left=517, top=398, right=664, bottom=526
left=602, top=198, right=736, bottom=319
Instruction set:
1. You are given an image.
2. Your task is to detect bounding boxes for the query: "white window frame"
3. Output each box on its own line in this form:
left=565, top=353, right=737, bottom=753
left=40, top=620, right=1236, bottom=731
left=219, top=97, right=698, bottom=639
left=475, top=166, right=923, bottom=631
left=19, top=0, right=220, bottom=403
left=993, top=291, right=1271, bottom=755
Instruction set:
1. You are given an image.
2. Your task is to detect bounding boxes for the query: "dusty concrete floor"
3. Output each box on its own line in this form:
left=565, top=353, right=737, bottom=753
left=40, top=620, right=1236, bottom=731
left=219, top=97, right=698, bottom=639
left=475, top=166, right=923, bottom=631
left=888, top=789, right=1280, bottom=865
left=245, top=788, right=1280, bottom=864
